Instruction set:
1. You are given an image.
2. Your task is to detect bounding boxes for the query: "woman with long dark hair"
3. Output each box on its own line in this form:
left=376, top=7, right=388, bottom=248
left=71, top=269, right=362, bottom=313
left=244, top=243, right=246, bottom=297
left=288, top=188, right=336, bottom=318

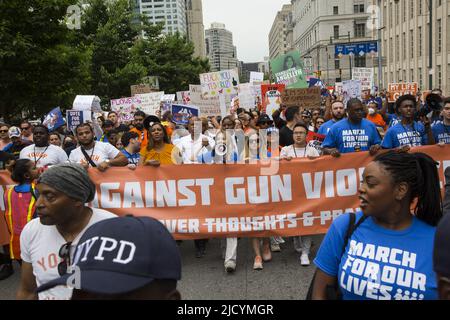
left=139, top=122, right=181, bottom=166
left=311, top=151, right=443, bottom=300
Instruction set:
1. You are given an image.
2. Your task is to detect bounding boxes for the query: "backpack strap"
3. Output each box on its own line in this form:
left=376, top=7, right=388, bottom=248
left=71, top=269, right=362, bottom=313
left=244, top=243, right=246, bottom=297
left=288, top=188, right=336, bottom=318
left=341, top=212, right=368, bottom=258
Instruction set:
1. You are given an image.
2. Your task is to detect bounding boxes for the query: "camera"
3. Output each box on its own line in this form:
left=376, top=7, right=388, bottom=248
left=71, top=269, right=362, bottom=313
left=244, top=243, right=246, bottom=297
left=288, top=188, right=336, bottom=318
left=417, top=93, right=443, bottom=117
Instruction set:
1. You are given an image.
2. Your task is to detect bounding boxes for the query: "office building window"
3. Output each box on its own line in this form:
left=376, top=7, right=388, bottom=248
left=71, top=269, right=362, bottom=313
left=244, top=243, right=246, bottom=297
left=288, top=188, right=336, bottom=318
left=355, top=56, right=366, bottom=67
left=437, top=19, right=442, bottom=53
left=354, top=4, right=364, bottom=13
left=354, top=23, right=365, bottom=38
left=334, top=25, right=339, bottom=39
left=410, top=30, right=414, bottom=59
left=333, top=6, right=339, bottom=15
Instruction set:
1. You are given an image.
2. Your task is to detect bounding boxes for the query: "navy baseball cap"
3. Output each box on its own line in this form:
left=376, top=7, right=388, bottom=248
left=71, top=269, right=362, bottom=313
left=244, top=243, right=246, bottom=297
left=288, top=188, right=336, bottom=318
left=37, top=216, right=181, bottom=295
left=434, top=213, right=450, bottom=278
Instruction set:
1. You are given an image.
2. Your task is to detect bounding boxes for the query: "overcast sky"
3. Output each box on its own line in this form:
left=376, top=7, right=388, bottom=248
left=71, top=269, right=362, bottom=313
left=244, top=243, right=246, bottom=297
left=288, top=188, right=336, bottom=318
left=202, top=0, right=292, bottom=63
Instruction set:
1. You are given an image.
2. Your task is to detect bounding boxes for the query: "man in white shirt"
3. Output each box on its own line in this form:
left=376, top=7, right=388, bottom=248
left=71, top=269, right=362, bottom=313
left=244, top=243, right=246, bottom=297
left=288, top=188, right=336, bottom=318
left=69, top=123, right=128, bottom=171
left=175, top=116, right=215, bottom=164
left=16, top=164, right=116, bottom=300
left=280, top=122, right=320, bottom=266
left=19, top=125, right=68, bottom=168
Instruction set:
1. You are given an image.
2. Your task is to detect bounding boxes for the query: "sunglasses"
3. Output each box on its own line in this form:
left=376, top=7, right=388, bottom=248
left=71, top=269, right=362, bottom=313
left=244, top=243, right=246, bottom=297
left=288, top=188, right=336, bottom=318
left=58, top=242, right=72, bottom=276
left=0, top=130, right=8, bottom=133
left=21, top=126, right=30, bottom=130
left=316, top=122, right=325, bottom=125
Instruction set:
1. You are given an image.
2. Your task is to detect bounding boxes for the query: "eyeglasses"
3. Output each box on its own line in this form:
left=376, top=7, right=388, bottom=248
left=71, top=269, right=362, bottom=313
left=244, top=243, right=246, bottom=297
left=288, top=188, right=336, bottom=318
left=0, top=130, right=8, bottom=133
left=58, top=242, right=72, bottom=276
left=316, top=122, right=325, bottom=125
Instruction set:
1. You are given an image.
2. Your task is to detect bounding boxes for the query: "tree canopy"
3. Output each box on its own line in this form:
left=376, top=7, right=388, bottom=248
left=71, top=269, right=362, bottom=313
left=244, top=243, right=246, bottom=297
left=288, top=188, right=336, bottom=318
left=0, top=0, right=210, bottom=122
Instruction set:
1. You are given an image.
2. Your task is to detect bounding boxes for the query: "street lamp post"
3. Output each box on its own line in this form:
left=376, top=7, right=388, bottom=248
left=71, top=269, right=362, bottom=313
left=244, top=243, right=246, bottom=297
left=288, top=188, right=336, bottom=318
left=428, top=0, right=433, bottom=90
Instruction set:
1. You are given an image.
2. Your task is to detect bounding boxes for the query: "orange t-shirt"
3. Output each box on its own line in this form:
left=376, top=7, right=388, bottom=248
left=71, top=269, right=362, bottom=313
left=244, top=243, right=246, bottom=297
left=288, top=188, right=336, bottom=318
left=367, top=113, right=387, bottom=131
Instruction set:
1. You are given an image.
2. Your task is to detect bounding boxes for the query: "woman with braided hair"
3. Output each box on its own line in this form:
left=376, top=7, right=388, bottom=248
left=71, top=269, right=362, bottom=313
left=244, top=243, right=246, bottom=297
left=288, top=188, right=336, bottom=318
left=311, top=151, right=443, bottom=300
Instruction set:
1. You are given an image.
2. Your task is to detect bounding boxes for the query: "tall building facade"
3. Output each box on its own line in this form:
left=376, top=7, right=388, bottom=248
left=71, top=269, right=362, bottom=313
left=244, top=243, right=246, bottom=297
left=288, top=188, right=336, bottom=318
left=380, top=0, right=449, bottom=93
left=205, top=23, right=239, bottom=72
left=185, top=0, right=206, bottom=57
left=269, top=4, right=294, bottom=60
left=135, top=0, right=187, bottom=35
left=291, top=0, right=377, bottom=85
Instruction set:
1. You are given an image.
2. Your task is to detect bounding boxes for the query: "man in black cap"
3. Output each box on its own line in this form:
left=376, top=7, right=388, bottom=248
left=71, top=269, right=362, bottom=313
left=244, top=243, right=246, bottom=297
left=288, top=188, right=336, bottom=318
left=257, top=114, right=273, bottom=130
left=433, top=212, right=450, bottom=300
left=16, top=163, right=116, bottom=300
left=37, top=216, right=182, bottom=300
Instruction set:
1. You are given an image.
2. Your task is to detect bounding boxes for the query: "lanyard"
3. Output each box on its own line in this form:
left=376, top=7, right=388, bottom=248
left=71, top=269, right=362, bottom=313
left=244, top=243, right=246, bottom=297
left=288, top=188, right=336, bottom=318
left=292, top=146, right=306, bottom=158
left=33, top=145, right=49, bottom=166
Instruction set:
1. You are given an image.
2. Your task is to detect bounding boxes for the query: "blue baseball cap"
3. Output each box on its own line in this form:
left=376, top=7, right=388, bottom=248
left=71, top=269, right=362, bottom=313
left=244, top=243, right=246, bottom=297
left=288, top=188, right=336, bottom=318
left=36, top=216, right=181, bottom=295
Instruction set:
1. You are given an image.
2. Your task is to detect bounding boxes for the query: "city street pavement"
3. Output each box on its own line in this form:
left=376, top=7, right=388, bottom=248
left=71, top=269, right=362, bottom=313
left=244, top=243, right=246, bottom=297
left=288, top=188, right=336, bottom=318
left=0, top=235, right=323, bottom=300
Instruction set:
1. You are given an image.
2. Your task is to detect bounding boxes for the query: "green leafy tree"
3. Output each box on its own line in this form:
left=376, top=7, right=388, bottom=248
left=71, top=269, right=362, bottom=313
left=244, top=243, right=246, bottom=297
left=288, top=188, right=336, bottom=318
left=0, top=0, right=91, bottom=121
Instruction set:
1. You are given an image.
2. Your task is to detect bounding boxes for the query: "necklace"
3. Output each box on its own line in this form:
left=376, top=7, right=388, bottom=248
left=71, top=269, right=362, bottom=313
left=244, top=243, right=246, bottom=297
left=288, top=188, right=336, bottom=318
left=33, top=145, right=49, bottom=166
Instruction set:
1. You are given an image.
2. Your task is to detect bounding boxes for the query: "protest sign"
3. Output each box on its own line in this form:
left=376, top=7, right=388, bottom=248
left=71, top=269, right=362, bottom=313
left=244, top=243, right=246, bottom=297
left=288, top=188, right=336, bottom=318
left=342, top=80, right=362, bottom=105
left=176, top=91, right=191, bottom=104
left=131, top=84, right=152, bottom=96
left=2, top=145, right=446, bottom=243
left=261, top=84, right=285, bottom=119
left=388, top=82, right=418, bottom=103
left=161, top=94, right=175, bottom=102
left=250, top=72, right=264, bottom=84
left=281, top=87, right=321, bottom=109
left=134, top=92, right=164, bottom=115
left=42, top=107, right=65, bottom=132
left=238, top=83, right=257, bottom=110
left=270, top=51, right=308, bottom=89
left=111, top=97, right=142, bottom=122
left=352, top=68, right=374, bottom=91
left=142, top=76, right=160, bottom=90
left=171, top=104, right=199, bottom=125
left=189, top=84, right=221, bottom=117
left=66, top=110, right=92, bottom=133
left=73, top=95, right=101, bottom=112
left=200, top=69, right=240, bottom=97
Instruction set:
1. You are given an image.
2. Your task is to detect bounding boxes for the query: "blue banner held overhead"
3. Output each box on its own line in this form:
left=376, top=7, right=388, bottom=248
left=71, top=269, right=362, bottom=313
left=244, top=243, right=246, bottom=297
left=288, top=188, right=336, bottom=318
left=171, top=104, right=199, bottom=125
left=42, top=107, right=65, bottom=132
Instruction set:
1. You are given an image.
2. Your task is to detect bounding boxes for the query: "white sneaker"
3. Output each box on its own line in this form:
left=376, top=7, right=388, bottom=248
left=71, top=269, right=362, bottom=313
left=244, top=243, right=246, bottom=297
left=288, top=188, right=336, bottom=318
left=300, top=253, right=310, bottom=266
left=224, top=261, right=236, bottom=273
left=270, top=243, right=281, bottom=252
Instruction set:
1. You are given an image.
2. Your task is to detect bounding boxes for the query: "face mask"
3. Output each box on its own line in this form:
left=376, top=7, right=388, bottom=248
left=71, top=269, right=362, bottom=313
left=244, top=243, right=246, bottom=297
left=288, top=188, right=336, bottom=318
left=368, top=108, right=375, bottom=115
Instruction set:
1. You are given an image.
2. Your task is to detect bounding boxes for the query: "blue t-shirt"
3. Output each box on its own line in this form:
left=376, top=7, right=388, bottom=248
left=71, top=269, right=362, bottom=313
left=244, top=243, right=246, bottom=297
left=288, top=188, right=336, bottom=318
left=432, top=122, right=450, bottom=144
left=387, top=113, right=401, bottom=128
left=314, top=212, right=438, bottom=300
left=322, top=119, right=381, bottom=153
left=381, top=122, right=428, bottom=149
left=121, top=149, right=140, bottom=165
left=318, top=119, right=342, bottom=136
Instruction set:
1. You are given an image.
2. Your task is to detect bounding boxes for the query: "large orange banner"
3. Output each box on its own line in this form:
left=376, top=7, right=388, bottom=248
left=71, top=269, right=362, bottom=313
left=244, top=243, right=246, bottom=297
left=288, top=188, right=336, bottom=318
left=1, top=145, right=449, bottom=243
